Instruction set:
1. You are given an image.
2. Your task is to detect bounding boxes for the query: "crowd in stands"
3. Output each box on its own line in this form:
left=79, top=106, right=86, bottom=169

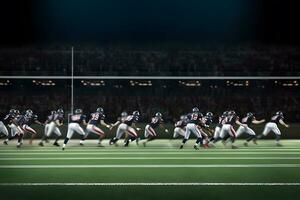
left=0, top=44, right=299, bottom=76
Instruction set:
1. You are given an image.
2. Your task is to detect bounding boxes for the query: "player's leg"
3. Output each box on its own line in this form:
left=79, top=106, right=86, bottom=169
left=62, top=124, right=75, bottom=150
left=0, top=122, right=9, bottom=139
left=124, top=126, right=138, bottom=147
left=228, top=126, right=238, bottom=149
left=52, top=127, right=62, bottom=146
left=110, top=124, right=126, bottom=145
left=212, top=126, right=222, bottom=143
left=4, top=125, right=22, bottom=145
left=180, top=124, right=191, bottom=149
left=272, top=124, right=282, bottom=146
left=244, top=127, right=257, bottom=146
left=258, top=123, right=272, bottom=139
left=235, top=126, right=245, bottom=138
left=22, top=125, right=37, bottom=145
left=191, top=124, right=203, bottom=150
left=39, top=123, right=50, bottom=146
left=143, top=125, right=157, bottom=146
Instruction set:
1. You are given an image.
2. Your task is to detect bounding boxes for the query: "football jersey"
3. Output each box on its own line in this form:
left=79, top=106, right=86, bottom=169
left=3, top=113, right=15, bottom=125
left=54, top=113, right=64, bottom=123
left=89, top=112, right=105, bottom=125
left=175, top=120, right=187, bottom=128
left=187, top=112, right=203, bottom=125
left=149, top=117, right=163, bottom=129
left=216, top=115, right=227, bottom=128
left=17, top=114, right=38, bottom=126
left=47, top=114, right=55, bottom=123
left=202, top=116, right=213, bottom=127
left=270, top=115, right=283, bottom=124
left=69, top=114, right=86, bottom=124
left=124, top=115, right=139, bottom=126
left=225, top=115, right=239, bottom=125
left=241, top=116, right=255, bottom=126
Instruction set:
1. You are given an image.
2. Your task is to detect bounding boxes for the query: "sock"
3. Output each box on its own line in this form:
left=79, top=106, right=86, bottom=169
left=276, top=135, right=281, bottom=143
left=64, top=137, right=70, bottom=145
left=196, top=138, right=203, bottom=145
left=181, top=139, right=188, bottom=145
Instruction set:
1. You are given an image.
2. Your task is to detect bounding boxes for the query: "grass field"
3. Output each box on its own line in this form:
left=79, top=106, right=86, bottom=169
left=1, top=139, right=300, bottom=200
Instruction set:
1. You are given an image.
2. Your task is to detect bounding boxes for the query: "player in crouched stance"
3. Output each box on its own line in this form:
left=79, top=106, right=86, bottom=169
left=236, top=112, right=265, bottom=146
left=62, top=109, right=87, bottom=150
left=109, top=111, right=140, bottom=147
left=180, top=107, right=206, bottom=150
left=142, top=112, right=169, bottom=147
left=39, top=109, right=64, bottom=147
left=173, top=115, right=187, bottom=138
left=81, top=107, right=112, bottom=146
left=220, top=111, right=246, bottom=149
left=257, top=111, right=289, bottom=146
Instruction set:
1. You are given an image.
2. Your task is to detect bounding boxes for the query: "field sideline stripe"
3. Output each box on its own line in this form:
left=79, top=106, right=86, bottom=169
left=2, top=157, right=300, bottom=160
left=2, top=152, right=300, bottom=155
left=1, top=182, right=300, bottom=186
left=1, top=164, right=300, bottom=168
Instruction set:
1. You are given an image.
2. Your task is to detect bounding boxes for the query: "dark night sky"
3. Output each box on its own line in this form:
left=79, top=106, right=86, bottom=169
left=0, top=0, right=299, bottom=45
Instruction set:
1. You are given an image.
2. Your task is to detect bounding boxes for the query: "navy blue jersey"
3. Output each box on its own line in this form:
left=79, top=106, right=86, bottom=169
left=149, top=117, right=163, bottom=129
left=89, top=112, right=105, bottom=125
left=270, top=115, right=283, bottom=124
left=46, top=114, right=55, bottom=123
left=175, top=120, right=187, bottom=128
left=69, top=114, right=86, bottom=124
left=17, top=115, right=38, bottom=126
left=217, top=115, right=227, bottom=128
left=202, top=116, right=213, bottom=126
left=54, top=114, right=64, bottom=123
left=124, top=115, right=139, bottom=126
left=225, top=115, right=239, bottom=125
left=3, top=114, right=15, bottom=125
left=241, top=116, right=255, bottom=126
left=187, top=112, right=203, bottom=125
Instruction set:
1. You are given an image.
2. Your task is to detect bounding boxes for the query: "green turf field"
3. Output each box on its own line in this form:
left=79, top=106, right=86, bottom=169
left=1, top=139, right=300, bottom=200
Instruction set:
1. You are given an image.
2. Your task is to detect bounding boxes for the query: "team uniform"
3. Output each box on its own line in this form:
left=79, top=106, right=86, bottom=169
left=110, top=114, right=139, bottom=146
left=211, top=113, right=227, bottom=143
left=86, top=112, right=106, bottom=137
left=180, top=108, right=205, bottom=150
left=259, top=113, right=288, bottom=146
left=39, top=112, right=63, bottom=146
left=220, top=112, right=240, bottom=148
left=0, top=113, right=14, bottom=138
left=144, top=117, right=163, bottom=138
left=173, top=119, right=187, bottom=138
left=236, top=115, right=257, bottom=144
left=62, top=112, right=86, bottom=150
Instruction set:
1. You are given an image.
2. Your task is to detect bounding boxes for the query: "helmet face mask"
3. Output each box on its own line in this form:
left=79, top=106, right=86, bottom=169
left=57, top=109, right=64, bottom=114
left=96, top=107, right=104, bottom=113
left=51, top=110, right=57, bottom=115
left=192, top=107, right=199, bottom=113
left=155, top=112, right=162, bottom=118
left=276, top=111, right=283, bottom=116
left=206, top=112, right=213, bottom=118
left=247, top=112, right=254, bottom=117
left=75, top=109, right=83, bottom=114
left=121, top=112, right=128, bottom=117
left=133, top=111, right=140, bottom=116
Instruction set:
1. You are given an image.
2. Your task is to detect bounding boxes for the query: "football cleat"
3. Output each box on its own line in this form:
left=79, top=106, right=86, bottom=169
left=53, top=142, right=60, bottom=147
left=3, top=140, right=8, bottom=145
left=244, top=142, right=248, bottom=147
left=38, top=142, right=44, bottom=147
left=194, top=145, right=199, bottom=150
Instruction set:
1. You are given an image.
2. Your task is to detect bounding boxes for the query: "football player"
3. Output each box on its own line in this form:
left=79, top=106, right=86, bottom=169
left=5, top=110, right=43, bottom=147
left=220, top=111, right=246, bottom=149
left=142, top=112, right=169, bottom=147
left=173, top=115, right=187, bottom=138
left=82, top=107, right=112, bottom=146
left=0, top=109, right=14, bottom=140
left=257, top=111, right=289, bottom=146
left=39, top=109, right=64, bottom=147
left=180, top=107, right=206, bottom=150
left=236, top=112, right=265, bottom=146
left=62, top=109, right=87, bottom=150
left=200, top=112, right=214, bottom=148
left=210, top=111, right=228, bottom=143
left=110, top=112, right=128, bottom=129
left=109, top=111, right=141, bottom=147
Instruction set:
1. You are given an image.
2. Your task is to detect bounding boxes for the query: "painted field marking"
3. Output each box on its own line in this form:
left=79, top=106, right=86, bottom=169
left=1, top=157, right=300, bottom=160
left=0, top=182, right=300, bottom=186
left=1, top=164, right=300, bottom=168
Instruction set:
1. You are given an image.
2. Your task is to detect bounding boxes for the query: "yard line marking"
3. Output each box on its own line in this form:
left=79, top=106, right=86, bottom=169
left=2, top=152, right=300, bottom=155
left=1, top=157, right=300, bottom=160
left=1, top=182, right=300, bottom=186
left=1, top=164, right=300, bottom=168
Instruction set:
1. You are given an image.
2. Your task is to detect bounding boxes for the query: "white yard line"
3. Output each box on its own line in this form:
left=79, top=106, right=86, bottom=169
left=2, top=152, right=300, bottom=155
left=1, top=157, right=300, bottom=160
left=0, top=182, right=300, bottom=186
left=1, top=164, right=300, bottom=168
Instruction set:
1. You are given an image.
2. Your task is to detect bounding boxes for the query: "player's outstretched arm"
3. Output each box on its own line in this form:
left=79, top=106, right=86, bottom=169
left=100, top=120, right=111, bottom=129
left=279, top=119, right=289, bottom=128
left=236, top=120, right=247, bottom=127
left=252, top=119, right=266, bottom=124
